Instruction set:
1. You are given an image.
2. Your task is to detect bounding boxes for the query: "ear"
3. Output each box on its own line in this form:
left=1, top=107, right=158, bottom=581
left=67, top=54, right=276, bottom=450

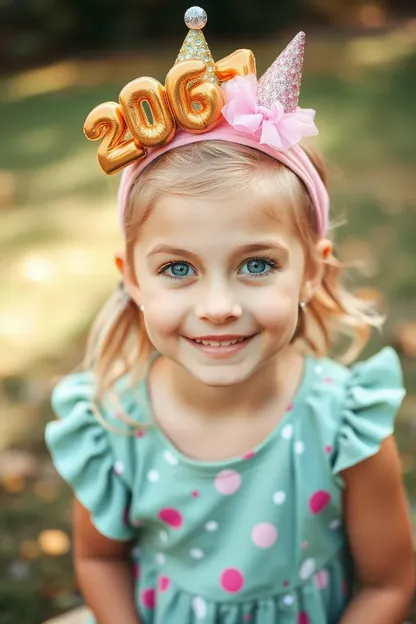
left=114, top=250, right=142, bottom=307
left=301, top=239, right=332, bottom=303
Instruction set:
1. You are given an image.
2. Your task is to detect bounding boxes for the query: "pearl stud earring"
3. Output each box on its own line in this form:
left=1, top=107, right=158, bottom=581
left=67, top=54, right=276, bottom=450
left=299, top=300, right=307, bottom=311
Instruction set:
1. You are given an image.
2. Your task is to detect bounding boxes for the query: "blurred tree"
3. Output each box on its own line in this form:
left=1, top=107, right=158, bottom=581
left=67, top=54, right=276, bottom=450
left=0, top=0, right=414, bottom=70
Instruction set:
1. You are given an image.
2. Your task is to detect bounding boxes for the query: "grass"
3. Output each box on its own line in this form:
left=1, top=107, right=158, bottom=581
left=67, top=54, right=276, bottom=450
left=0, top=26, right=415, bottom=622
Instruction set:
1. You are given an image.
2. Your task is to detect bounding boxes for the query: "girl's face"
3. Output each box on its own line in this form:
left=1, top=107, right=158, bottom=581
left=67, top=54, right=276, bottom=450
left=127, top=190, right=314, bottom=387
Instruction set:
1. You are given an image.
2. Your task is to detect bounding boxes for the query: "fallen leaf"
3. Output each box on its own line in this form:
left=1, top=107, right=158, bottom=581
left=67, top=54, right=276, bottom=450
left=20, top=539, right=40, bottom=561
left=38, top=530, right=71, bottom=556
left=2, top=474, right=26, bottom=493
left=33, top=480, right=57, bottom=503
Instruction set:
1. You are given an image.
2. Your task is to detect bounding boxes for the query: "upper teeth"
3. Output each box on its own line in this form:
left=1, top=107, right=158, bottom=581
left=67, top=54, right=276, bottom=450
left=194, top=337, right=246, bottom=346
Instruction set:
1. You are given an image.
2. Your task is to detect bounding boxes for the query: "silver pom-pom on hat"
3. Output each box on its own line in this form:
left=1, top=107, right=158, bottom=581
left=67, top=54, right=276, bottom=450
left=184, top=6, right=208, bottom=30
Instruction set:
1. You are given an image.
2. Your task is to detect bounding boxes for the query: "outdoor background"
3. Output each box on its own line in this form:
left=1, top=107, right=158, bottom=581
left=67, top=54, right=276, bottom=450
left=0, top=1, right=415, bottom=623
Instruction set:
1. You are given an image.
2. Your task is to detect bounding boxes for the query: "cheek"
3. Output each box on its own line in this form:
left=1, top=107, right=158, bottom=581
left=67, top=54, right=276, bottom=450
left=250, top=274, right=301, bottom=323
left=142, top=293, right=184, bottom=339
left=134, top=265, right=181, bottom=337
left=255, top=295, right=299, bottom=333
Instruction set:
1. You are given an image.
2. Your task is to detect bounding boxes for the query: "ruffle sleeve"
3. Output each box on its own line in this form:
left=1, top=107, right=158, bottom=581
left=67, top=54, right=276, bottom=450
left=332, top=347, right=405, bottom=478
left=45, top=372, right=135, bottom=541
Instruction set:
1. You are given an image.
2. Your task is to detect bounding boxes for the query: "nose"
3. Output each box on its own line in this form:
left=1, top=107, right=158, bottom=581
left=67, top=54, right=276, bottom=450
left=195, top=282, right=242, bottom=323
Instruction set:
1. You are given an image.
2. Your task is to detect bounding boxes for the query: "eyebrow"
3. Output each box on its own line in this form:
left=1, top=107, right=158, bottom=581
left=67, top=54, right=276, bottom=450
left=146, top=240, right=289, bottom=259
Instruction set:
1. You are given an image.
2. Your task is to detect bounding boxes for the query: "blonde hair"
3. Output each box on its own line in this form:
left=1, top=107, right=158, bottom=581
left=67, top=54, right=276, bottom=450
left=84, top=141, right=383, bottom=400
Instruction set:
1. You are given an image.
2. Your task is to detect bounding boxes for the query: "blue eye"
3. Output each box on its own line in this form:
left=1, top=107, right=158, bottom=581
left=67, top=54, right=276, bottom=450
left=239, top=257, right=278, bottom=277
left=161, top=262, right=196, bottom=279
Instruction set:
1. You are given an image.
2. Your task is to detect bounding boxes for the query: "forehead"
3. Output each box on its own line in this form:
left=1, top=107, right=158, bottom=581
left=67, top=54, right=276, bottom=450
left=136, top=189, right=298, bottom=248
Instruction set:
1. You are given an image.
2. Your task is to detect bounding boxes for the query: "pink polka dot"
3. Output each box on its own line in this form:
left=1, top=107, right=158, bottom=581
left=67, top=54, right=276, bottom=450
left=159, top=576, right=170, bottom=592
left=301, top=540, right=308, bottom=550
left=309, top=490, right=331, bottom=514
left=286, top=402, right=294, bottom=412
left=136, top=429, right=145, bottom=438
left=244, top=615, right=252, bottom=622
left=298, top=613, right=310, bottom=624
left=123, top=506, right=129, bottom=526
left=214, top=469, right=242, bottom=495
left=158, top=508, right=183, bottom=528
left=220, top=568, right=245, bottom=593
left=323, top=377, right=333, bottom=384
left=141, top=588, right=156, bottom=609
left=283, top=580, right=290, bottom=587
left=191, top=490, right=199, bottom=498
left=133, top=563, right=140, bottom=580
left=251, top=523, right=278, bottom=549
left=243, top=451, right=255, bottom=460
left=325, top=445, right=332, bottom=454
left=314, top=569, right=329, bottom=589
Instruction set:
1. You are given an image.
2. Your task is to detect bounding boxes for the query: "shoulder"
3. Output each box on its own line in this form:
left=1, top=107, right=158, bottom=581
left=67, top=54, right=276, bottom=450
left=305, top=348, right=405, bottom=483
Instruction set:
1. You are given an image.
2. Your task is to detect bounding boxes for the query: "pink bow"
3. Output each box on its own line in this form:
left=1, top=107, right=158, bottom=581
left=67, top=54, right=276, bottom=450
left=221, top=74, right=318, bottom=151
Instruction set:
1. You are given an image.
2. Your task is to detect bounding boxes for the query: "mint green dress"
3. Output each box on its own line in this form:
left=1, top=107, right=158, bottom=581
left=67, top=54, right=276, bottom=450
left=45, top=348, right=405, bottom=624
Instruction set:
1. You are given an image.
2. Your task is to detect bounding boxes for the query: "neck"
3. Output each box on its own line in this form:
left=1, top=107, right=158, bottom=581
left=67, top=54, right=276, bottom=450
left=160, top=345, right=304, bottom=418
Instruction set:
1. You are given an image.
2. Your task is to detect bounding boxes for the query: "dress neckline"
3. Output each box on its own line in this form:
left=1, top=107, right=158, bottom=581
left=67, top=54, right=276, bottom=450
left=140, top=353, right=316, bottom=473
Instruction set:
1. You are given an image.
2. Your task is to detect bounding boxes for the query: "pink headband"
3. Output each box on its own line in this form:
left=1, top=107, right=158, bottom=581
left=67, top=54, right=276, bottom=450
left=117, top=123, right=329, bottom=236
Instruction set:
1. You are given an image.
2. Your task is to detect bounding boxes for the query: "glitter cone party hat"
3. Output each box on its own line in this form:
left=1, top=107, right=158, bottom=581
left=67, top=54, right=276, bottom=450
left=257, top=31, right=305, bottom=112
left=175, top=6, right=219, bottom=85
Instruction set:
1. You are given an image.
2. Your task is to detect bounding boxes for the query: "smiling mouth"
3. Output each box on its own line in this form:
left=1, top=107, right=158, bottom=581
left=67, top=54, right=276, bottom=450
left=185, top=335, right=254, bottom=347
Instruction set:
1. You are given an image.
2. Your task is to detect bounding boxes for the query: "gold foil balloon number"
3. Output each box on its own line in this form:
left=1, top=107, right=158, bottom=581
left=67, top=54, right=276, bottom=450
left=83, top=102, right=146, bottom=175
left=165, top=60, right=224, bottom=133
left=215, top=49, right=256, bottom=81
left=84, top=49, right=256, bottom=174
left=119, top=77, right=175, bottom=147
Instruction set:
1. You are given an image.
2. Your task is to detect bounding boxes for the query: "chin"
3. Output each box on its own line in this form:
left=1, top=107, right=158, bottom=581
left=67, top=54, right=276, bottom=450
left=189, top=364, right=254, bottom=388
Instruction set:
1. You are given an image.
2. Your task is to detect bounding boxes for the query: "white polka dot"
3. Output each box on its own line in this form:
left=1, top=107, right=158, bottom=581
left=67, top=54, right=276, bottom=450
left=155, top=552, right=165, bottom=566
left=299, top=558, right=316, bottom=580
left=281, top=424, right=294, bottom=440
left=160, top=530, right=168, bottom=543
left=163, top=450, right=179, bottom=465
left=315, top=364, right=322, bottom=374
left=282, top=595, right=294, bottom=606
left=273, top=491, right=286, bottom=505
left=190, top=548, right=204, bottom=560
left=114, top=460, right=124, bottom=475
left=205, top=521, right=219, bottom=532
left=192, top=596, right=207, bottom=619
left=295, top=441, right=305, bottom=455
left=330, top=519, right=341, bottom=530
left=147, top=470, right=159, bottom=483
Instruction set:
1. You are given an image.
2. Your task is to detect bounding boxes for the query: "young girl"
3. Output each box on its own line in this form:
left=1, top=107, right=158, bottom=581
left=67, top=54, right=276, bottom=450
left=45, top=8, right=414, bottom=624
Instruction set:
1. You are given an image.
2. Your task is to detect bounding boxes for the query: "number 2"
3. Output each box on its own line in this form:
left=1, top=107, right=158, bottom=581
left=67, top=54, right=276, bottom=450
left=84, top=102, right=146, bottom=175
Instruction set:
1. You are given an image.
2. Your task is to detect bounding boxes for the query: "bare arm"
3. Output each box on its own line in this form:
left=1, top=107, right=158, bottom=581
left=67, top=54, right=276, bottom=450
left=73, top=499, right=142, bottom=624
left=339, top=436, right=415, bottom=624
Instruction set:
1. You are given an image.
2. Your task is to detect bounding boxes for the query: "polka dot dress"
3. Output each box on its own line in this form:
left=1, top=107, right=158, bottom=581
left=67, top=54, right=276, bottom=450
left=45, top=348, right=405, bottom=624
